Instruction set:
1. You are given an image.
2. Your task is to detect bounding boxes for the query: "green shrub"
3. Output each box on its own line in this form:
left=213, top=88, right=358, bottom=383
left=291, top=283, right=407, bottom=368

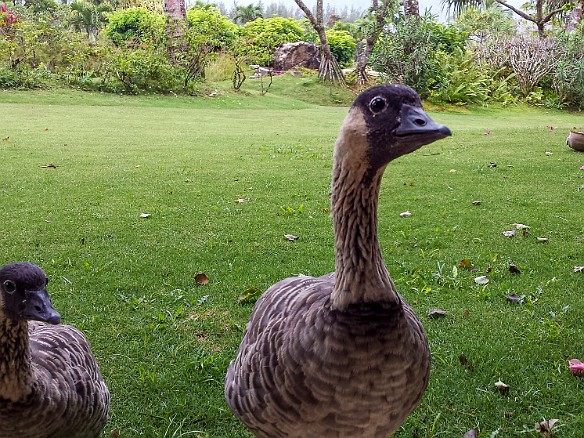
left=102, top=48, right=179, bottom=93
left=551, top=28, right=584, bottom=109
left=325, top=29, right=356, bottom=68
left=186, top=5, right=237, bottom=50
left=371, top=14, right=469, bottom=99
left=234, top=16, right=304, bottom=65
left=105, top=7, right=165, bottom=49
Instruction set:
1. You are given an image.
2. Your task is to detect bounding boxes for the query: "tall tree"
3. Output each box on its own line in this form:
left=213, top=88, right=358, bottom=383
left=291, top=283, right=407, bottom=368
left=565, top=0, right=583, bottom=32
left=163, top=0, right=186, bottom=62
left=293, top=0, right=345, bottom=84
left=442, top=0, right=567, bottom=38
left=355, top=0, right=396, bottom=84
left=70, top=0, right=111, bottom=43
left=233, top=3, right=263, bottom=24
left=404, top=0, right=419, bottom=18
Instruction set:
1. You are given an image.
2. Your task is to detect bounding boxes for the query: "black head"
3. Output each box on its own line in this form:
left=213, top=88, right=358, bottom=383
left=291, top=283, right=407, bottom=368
left=347, top=84, right=451, bottom=175
left=0, top=262, right=61, bottom=324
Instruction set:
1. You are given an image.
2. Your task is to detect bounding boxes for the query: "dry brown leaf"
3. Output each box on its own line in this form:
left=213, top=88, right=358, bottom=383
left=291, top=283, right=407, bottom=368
left=504, top=293, right=523, bottom=303
left=509, top=263, right=521, bottom=274
left=428, top=308, right=447, bottom=318
left=194, top=273, right=209, bottom=285
left=535, top=419, right=559, bottom=437
left=463, top=309, right=470, bottom=318
left=494, top=379, right=510, bottom=394
left=2, top=136, right=9, bottom=141
left=458, top=259, right=472, bottom=269
left=459, top=354, right=474, bottom=371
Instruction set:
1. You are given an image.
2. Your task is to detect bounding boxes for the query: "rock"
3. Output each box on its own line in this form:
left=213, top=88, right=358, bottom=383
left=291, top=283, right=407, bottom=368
left=273, top=42, right=320, bottom=71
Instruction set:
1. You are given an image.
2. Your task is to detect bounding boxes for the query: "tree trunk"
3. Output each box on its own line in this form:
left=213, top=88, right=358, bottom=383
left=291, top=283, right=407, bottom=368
left=566, top=0, right=583, bottom=33
left=355, top=0, right=394, bottom=84
left=164, top=0, right=186, bottom=63
left=294, top=0, right=345, bottom=85
left=404, top=0, right=419, bottom=19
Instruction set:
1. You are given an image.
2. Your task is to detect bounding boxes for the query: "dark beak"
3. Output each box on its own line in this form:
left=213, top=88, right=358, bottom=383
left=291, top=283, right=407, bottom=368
left=23, top=288, right=61, bottom=324
left=395, top=104, right=452, bottom=139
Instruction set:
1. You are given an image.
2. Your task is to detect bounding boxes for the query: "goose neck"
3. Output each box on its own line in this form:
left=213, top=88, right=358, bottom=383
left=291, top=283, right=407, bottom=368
left=0, top=319, right=33, bottom=402
left=331, top=164, right=397, bottom=310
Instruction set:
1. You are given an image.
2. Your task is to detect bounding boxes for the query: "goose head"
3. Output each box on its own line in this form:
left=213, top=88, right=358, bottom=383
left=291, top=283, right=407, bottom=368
left=0, top=262, right=61, bottom=324
left=334, top=84, right=451, bottom=180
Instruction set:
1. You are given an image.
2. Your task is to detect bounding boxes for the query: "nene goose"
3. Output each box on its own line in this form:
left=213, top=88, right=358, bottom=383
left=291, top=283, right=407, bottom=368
left=0, top=262, right=110, bottom=438
left=225, top=85, right=451, bottom=438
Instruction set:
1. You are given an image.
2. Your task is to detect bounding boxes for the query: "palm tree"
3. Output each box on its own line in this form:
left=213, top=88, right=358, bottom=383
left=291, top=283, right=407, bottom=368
left=163, top=0, right=186, bottom=62
left=70, top=0, right=111, bottom=43
left=233, top=4, right=263, bottom=25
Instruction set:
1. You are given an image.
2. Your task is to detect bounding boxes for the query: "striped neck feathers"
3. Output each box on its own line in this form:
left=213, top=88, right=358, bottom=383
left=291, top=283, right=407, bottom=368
left=0, top=318, right=33, bottom=402
left=330, top=108, right=398, bottom=310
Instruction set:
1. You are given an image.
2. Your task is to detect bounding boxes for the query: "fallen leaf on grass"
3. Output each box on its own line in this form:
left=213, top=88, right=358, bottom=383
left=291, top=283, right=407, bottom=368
left=574, top=266, right=584, bottom=273
left=428, top=308, right=447, bottom=318
left=399, top=210, right=412, bottom=218
left=194, top=273, right=209, bottom=285
left=513, top=223, right=529, bottom=230
left=503, top=230, right=516, bottom=237
left=458, top=258, right=472, bottom=269
left=474, top=276, right=489, bottom=285
left=2, top=136, right=9, bottom=141
left=139, top=213, right=151, bottom=218
left=537, top=237, right=549, bottom=243
left=471, top=200, right=481, bottom=206
left=535, top=419, right=559, bottom=437
left=463, top=309, right=470, bottom=318
left=235, top=198, right=247, bottom=204
left=459, top=354, right=474, bottom=371
left=284, top=234, right=298, bottom=241
left=449, top=169, right=457, bottom=173
left=580, top=165, right=584, bottom=171
left=545, top=151, right=553, bottom=156
left=568, top=359, right=584, bottom=376
left=494, top=379, right=510, bottom=393
left=463, top=429, right=478, bottom=438
left=509, top=263, right=521, bottom=274
left=504, top=293, right=523, bottom=303
left=238, top=287, right=262, bottom=305
left=547, top=125, right=555, bottom=131
left=40, top=163, right=58, bottom=169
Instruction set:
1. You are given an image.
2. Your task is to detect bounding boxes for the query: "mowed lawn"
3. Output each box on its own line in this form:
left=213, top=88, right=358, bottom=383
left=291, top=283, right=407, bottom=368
left=1, top=87, right=583, bottom=437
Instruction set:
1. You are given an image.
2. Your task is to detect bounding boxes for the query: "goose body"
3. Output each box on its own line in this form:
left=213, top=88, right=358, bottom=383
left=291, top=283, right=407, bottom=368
left=225, top=85, right=451, bottom=437
left=0, top=262, right=110, bottom=438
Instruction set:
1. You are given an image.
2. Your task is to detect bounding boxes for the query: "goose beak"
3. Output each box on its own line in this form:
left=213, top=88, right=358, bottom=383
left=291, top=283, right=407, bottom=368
left=395, top=104, right=451, bottom=140
left=22, top=288, right=61, bottom=324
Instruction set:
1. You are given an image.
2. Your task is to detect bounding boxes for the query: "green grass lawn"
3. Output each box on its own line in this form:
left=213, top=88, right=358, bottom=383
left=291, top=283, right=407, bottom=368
left=1, top=80, right=583, bottom=437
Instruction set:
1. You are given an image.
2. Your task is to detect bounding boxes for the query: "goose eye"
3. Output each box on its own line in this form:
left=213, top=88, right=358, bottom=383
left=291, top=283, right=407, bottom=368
left=3, top=280, right=16, bottom=294
left=369, top=97, right=386, bottom=113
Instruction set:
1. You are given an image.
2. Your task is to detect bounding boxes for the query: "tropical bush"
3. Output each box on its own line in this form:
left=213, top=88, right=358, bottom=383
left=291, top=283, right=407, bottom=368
left=186, top=5, right=237, bottom=51
left=105, top=7, right=165, bottom=48
left=325, top=29, right=356, bottom=68
left=234, top=16, right=304, bottom=65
